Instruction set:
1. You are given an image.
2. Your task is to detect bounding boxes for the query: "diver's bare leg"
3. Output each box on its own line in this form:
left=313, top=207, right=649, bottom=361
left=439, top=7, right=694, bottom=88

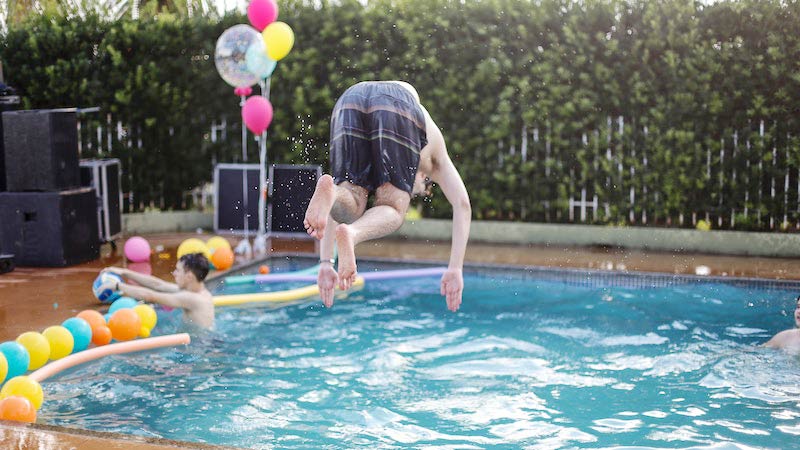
left=304, top=176, right=367, bottom=239
left=335, top=183, right=410, bottom=289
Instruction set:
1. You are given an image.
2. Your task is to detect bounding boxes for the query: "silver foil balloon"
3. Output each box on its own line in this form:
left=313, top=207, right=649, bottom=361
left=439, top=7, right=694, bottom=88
left=214, top=24, right=261, bottom=88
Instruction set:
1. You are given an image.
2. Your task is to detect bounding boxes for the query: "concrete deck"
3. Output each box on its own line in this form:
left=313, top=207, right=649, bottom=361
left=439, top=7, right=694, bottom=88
left=0, top=421, right=238, bottom=450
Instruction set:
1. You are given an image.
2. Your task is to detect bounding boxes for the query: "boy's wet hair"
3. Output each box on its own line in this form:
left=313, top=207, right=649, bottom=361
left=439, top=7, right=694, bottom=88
left=179, top=253, right=210, bottom=281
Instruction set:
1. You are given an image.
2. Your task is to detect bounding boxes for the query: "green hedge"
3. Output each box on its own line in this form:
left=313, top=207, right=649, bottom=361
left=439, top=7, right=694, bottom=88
left=2, top=0, right=799, bottom=230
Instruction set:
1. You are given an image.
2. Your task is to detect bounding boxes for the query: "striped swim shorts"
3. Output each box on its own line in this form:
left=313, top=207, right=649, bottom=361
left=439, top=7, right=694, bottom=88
left=329, top=81, right=428, bottom=194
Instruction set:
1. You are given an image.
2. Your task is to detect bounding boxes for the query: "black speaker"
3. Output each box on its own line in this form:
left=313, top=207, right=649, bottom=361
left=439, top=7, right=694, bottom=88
left=267, top=164, right=321, bottom=236
left=0, top=113, right=5, bottom=191
left=0, top=188, right=100, bottom=266
left=2, top=108, right=79, bottom=191
left=0, top=89, right=21, bottom=191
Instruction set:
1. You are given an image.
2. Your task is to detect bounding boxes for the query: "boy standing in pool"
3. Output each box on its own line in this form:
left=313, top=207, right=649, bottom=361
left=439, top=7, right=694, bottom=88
left=100, top=253, right=214, bottom=329
left=763, top=295, right=800, bottom=352
left=303, top=81, right=471, bottom=311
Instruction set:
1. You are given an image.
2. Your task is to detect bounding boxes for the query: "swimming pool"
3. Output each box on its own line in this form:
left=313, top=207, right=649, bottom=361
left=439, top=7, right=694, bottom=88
left=39, top=259, right=800, bottom=448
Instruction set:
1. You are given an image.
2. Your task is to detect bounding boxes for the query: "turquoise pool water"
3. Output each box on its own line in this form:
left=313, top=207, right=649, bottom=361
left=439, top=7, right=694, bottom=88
left=40, top=261, right=800, bottom=448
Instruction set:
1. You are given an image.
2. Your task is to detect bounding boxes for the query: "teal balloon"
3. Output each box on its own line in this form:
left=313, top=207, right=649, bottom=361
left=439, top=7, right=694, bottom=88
left=62, top=317, right=92, bottom=352
left=0, top=341, right=30, bottom=379
left=109, top=297, right=139, bottom=315
left=245, top=40, right=277, bottom=80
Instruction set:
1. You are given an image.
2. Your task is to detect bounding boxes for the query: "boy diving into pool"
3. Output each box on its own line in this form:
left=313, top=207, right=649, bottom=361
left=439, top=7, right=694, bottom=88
left=100, top=253, right=214, bottom=329
left=303, top=81, right=471, bottom=312
left=763, top=295, right=800, bottom=352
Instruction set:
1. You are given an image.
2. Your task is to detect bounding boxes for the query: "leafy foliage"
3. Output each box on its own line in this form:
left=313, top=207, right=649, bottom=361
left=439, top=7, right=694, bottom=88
left=2, top=0, right=799, bottom=230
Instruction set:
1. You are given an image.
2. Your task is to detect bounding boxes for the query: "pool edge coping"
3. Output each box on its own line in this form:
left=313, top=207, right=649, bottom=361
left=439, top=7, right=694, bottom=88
left=213, top=253, right=800, bottom=292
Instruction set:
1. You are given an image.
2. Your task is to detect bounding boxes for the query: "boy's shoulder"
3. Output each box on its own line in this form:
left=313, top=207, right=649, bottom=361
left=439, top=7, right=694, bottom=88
left=771, top=329, right=800, bottom=348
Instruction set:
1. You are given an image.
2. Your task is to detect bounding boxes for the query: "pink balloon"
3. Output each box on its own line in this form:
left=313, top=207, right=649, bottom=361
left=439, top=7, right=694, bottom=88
left=247, top=0, right=278, bottom=32
left=124, top=236, right=151, bottom=262
left=242, top=96, right=274, bottom=135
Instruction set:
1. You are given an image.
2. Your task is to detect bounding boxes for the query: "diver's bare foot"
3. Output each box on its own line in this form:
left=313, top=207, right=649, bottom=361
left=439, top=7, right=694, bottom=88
left=335, top=223, right=357, bottom=290
left=303, top=174, right=336, bottom=240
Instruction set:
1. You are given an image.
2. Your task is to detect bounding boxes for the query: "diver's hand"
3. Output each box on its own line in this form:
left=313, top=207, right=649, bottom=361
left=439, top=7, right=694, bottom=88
left=440, top=268, right=463, bottom=312
left=318, top=264, right=339, bottom=308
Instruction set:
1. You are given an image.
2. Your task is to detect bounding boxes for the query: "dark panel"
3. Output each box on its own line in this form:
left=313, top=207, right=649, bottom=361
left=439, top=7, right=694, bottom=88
left=269, top=165, right=320, bottom=234
left=2, top=109, right=79, bottom=191
left=216, top=167, right=246, bottom=231
left=215, top=165, right=266, bottom=233
left=246, top=169, right=262, bottom=231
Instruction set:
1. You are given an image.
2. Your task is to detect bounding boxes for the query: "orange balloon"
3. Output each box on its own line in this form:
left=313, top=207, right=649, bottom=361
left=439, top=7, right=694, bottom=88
left=211, top=246, right=234, bottom=271
left=0, top=396, right=36, bottom=423
left=91, top=326, right=112, bottom=346
left=108, top=309, right=141, bottom=342
left=77, top=310, right=106, bottom=330
left=259, top=265, right=270, bottom=274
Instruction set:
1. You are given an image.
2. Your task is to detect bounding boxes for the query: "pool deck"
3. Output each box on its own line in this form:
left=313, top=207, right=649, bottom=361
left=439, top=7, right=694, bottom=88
left=0, top=421, right=239, bottom=450
left=2, top=232, right=800, bottom=448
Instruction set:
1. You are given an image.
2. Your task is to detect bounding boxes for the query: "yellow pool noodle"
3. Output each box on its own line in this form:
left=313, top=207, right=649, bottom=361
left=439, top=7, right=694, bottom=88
left=213, top=277, right=364, bottom=307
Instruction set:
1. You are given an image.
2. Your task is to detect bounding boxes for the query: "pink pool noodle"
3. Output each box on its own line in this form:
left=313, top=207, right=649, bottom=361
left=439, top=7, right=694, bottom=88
left=29, top=333, right=191, bottom=383
left=252, top=267, right=447, bottom=284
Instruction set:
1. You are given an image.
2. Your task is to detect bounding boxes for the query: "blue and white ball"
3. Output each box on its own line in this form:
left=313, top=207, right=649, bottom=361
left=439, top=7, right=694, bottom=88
left=93, top=272, right=122, bottom=303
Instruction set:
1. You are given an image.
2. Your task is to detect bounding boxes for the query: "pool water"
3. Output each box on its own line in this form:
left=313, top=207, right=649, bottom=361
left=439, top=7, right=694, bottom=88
left=40, top=262, right=800, bottom=449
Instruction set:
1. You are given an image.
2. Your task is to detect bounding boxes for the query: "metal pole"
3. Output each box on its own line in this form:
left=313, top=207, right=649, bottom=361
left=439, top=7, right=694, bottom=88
left=258, top=132, right=267, bottom=237
left=242, top=169, right=249, bottom=237
left=258, top=78, right=271, bottom=237
left=251, top=77, right=272, bottom=256
left=239, top=94, right=247, bottom=162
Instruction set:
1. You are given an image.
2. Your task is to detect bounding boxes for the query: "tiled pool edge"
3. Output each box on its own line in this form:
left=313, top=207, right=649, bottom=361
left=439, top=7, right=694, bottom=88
left=466, top=262, right=800, bottom=291
left=229, top=253, right=800, bottom=293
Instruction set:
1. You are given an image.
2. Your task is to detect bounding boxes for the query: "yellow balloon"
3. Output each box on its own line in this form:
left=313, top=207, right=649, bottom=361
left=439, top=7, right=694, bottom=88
left=0, top=352, right=7, bottom=384
left=0, top=376, right=44, bottom=410
left=139, top=326, right=151, bottom=338
left=176, top=238, right=211, bottom=260
left=16, top=332, right=50, bottom=370
left=133, top=304, right=158, bottom=331
left=206, top=236, right=232, bottom=254
left=262, top=21, right=295, bottom=61
left=42, top=326, right=74, bottom=360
